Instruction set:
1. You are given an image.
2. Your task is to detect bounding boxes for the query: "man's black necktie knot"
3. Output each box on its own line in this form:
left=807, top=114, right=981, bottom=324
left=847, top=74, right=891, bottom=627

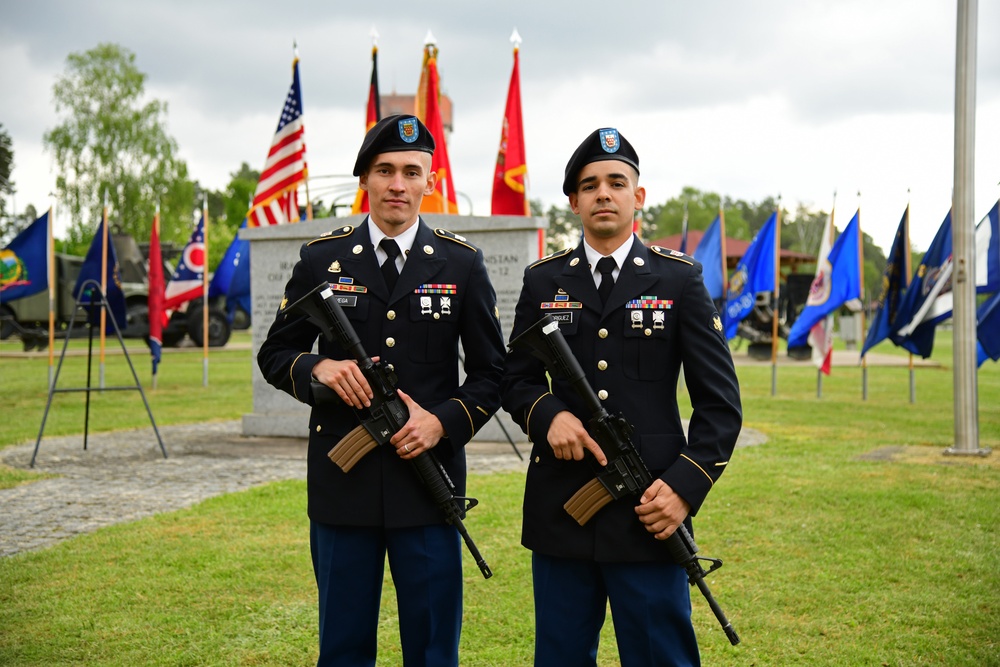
left=596, top=256, right=616, bottom=305
left=380, top=239, right=401, bottom=291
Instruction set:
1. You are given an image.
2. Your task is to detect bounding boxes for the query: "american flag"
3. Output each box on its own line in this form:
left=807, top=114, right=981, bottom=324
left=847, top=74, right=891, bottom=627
left=248, top=57, right=308, bottom=227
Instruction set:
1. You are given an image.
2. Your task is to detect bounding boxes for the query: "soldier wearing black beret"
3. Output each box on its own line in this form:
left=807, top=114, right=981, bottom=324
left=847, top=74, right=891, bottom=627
left=259, top=114, right=505, bottom=667
left=502, top=127, right=743, bottom=666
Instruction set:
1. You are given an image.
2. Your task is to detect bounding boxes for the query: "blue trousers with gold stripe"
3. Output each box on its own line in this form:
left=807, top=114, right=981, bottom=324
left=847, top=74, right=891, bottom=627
left=310, top=521, right=462, bottom=667
left=532, top=552, right=700, bottom=667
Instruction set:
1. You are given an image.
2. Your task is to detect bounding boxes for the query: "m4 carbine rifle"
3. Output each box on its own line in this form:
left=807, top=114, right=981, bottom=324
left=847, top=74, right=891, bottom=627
left=508, top=314, right=740, bottom=645
left=283, top=282, right=492, bottom=579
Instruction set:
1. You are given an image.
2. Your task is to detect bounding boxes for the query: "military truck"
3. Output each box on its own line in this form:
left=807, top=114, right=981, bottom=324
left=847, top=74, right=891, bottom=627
left=0, top=234, right=232, bottom=349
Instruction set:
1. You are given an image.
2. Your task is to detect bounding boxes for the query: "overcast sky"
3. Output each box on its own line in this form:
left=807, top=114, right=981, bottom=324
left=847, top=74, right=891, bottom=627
left=2, top=0, right=998, bottom=254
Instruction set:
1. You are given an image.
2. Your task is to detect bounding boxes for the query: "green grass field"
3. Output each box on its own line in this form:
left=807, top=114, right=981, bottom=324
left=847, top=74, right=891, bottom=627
left=1, top=330, right=998, bottom=665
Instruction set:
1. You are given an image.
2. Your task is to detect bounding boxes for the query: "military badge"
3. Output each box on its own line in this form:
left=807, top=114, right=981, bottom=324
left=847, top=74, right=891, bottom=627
left=440, top=296, right=452, bottom=315
left=713, top=314, right=723, bottom=332
left=415, top=283, right=457, bottom=294
left=399, top=117, right=419, bottom=143
left=631, top=311, right=643, bottom=329
left=280, top=295, right=288, bottom=311
left=328, top=261, right=341, bottom=273
left=421, top=296, right=433, bottom=314
left=653, top=311, right=665, bottom=330
left=599, top=128, right=621, bottom=154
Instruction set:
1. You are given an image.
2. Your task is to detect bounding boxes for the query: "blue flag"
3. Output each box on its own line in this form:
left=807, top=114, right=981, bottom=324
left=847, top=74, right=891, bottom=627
left=977, top=289, right=1000, bottom=365
left=692, top=215, right=724, bottom=300
left=787, top=211, right=861, bottom=348
left=73, top=220, right=128, bottom=333
left=890, top=211, right=952, bottom=358
left=724, top=211, right=776, bottom=340
left=0, top=212, right=49, bottom=302
left=861, top=208, right=910, bottom=358
left=977, top=200, right=999, bottom=293
left=209, top=219, right=251, bottom=320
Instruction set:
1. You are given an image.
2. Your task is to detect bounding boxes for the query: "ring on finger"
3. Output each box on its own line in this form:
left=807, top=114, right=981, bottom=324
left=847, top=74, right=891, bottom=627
left=404, top=445, right=410, bottom=453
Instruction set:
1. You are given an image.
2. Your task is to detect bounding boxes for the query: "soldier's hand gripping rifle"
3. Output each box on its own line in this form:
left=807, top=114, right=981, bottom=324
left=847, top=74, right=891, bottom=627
left=508, top=315, right=739, bottom=645
left=284, top=282, right=492, bottom=579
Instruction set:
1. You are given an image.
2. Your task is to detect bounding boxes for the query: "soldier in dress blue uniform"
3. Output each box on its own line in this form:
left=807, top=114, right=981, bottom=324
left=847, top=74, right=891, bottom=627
left=501, top=128, right=743, bottom=667
left=258, top=114, right=505, bottom=667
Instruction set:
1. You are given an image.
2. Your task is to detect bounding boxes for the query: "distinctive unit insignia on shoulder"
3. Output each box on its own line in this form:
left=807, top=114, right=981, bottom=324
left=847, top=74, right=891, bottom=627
left=529, top=248, right=571, bottom=269
left=650, top=245, right=694, bottom=265
left=434, top=228, right=477, bottom=251
left=307, top=225, right=355, bottom=246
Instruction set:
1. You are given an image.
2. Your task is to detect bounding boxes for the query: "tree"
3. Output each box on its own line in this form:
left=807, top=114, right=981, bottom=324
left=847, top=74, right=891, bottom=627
left=202, top=163, right=261, bottom=270
left=0, top=123, right=20, bottom=245
left=43, top=43, right=194, bottom=255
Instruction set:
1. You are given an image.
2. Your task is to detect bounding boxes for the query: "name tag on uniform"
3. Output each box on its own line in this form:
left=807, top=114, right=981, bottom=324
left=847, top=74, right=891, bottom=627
left=548, top=311, right=575, bottom=325
left=334, top=295, right=358, bottom=307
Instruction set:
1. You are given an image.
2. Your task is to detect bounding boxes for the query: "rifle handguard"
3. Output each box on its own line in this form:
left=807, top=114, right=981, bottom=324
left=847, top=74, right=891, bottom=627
left=563, top=478, right=614, bottom=526
left=328, top=424, right=380, bottom=472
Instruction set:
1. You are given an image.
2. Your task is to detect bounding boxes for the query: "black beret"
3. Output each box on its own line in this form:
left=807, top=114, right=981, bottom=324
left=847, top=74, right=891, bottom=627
left=352, top=114, right=436, bottom=176
left=562, top=128, right=640, bottom=195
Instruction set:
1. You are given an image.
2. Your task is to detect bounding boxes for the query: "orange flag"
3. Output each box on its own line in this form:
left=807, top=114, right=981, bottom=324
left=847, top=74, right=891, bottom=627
left=351, top=41, right=381, bottom=215
left=491, top=32, right=529, bottom=216
left=418, top=40, right=459, bottom=214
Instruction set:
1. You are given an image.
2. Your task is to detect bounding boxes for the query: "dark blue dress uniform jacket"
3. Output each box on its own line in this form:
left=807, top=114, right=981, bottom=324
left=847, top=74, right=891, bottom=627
left=501, top=238, right=742, bottom=562
left=258, top=219, right=505, bottom=528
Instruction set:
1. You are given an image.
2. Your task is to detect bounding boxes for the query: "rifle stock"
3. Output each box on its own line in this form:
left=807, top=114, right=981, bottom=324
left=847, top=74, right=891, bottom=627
left=282, top=282, right=493, bottom=579
left=508, top=314, right=739, bottom=644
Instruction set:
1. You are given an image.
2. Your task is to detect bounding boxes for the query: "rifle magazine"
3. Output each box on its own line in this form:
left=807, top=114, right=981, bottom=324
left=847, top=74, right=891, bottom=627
left=328, top=424, right=380, bottom=472
left=563, top=477, right=613, bottom=526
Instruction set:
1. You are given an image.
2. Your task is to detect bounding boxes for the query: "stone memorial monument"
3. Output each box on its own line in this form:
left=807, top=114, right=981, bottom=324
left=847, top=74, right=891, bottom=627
left=242, top=213, right=547, bottom=444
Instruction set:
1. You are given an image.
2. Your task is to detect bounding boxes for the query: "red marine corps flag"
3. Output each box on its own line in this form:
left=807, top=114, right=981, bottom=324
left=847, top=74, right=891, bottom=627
left=491, top=29, right=529, bottom=216
left=418, top=33, right=459, bottom=214
left=351, top=31, right=381, bottom=215
left=248, top=48, right=309, bottom=226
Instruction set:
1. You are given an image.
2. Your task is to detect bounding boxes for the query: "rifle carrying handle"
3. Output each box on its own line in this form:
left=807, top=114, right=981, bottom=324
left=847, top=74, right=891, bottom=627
left=563, top=478, right=614, bottom=526
left=328, top=424, right=380, bottom=472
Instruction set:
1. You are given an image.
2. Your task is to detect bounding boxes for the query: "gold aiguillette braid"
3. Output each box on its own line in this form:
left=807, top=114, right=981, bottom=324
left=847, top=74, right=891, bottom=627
left=563, top=477, right=614, bottom=526
left=328, top=424, right=381, bottom=472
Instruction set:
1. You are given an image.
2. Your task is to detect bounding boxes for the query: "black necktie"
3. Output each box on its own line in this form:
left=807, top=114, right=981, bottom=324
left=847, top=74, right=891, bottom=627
left=380, top=239, right=401, bottom=291
left=596, top=256, right=616, bottom=305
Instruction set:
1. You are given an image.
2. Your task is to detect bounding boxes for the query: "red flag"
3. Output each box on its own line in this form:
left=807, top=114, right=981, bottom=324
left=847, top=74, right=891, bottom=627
left=351, top=44, right=381, bottom=215
left=147, top=209, right=165, bottom=375
left=248, top=56, right=308, bottom=227
left=491, top=40, right=529, bottom=215
left=419, top=42, right=459, bottom=214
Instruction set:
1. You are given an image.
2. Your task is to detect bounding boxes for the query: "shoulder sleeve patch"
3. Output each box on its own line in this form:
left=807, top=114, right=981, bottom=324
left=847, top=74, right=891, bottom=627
left=529, top=247, right=571, bottom=269
left=649, top=245, right=694, bottom=265
left=434, top=228, right=477, bottom=251
left=306, top=225, right=355, bottom=246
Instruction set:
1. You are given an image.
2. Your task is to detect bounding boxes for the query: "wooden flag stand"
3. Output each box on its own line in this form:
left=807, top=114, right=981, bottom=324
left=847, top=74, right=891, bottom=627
left=30, top=279, right=167, bottom=467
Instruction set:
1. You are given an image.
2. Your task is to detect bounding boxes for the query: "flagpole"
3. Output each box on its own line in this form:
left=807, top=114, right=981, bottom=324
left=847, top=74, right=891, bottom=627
left=293, top=42, right=313, bottom=223
left=719, top=204, right=729, bottom=334
left=202, top=197, right=209, bottom=387
left=948, top=0, right=983, bottom=455
left=771, top=197, right=782, bottom=396
left=46, top=204, right=55, bottom=389
left=99, top=189, right=109, bottom=389
left=818, top=193, right=836, bottom=399
left=905, top=198, right=915, bottom=403
left=152, top=202, right=160, bottom=390
left=857, top=194, right=868, bottom=400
